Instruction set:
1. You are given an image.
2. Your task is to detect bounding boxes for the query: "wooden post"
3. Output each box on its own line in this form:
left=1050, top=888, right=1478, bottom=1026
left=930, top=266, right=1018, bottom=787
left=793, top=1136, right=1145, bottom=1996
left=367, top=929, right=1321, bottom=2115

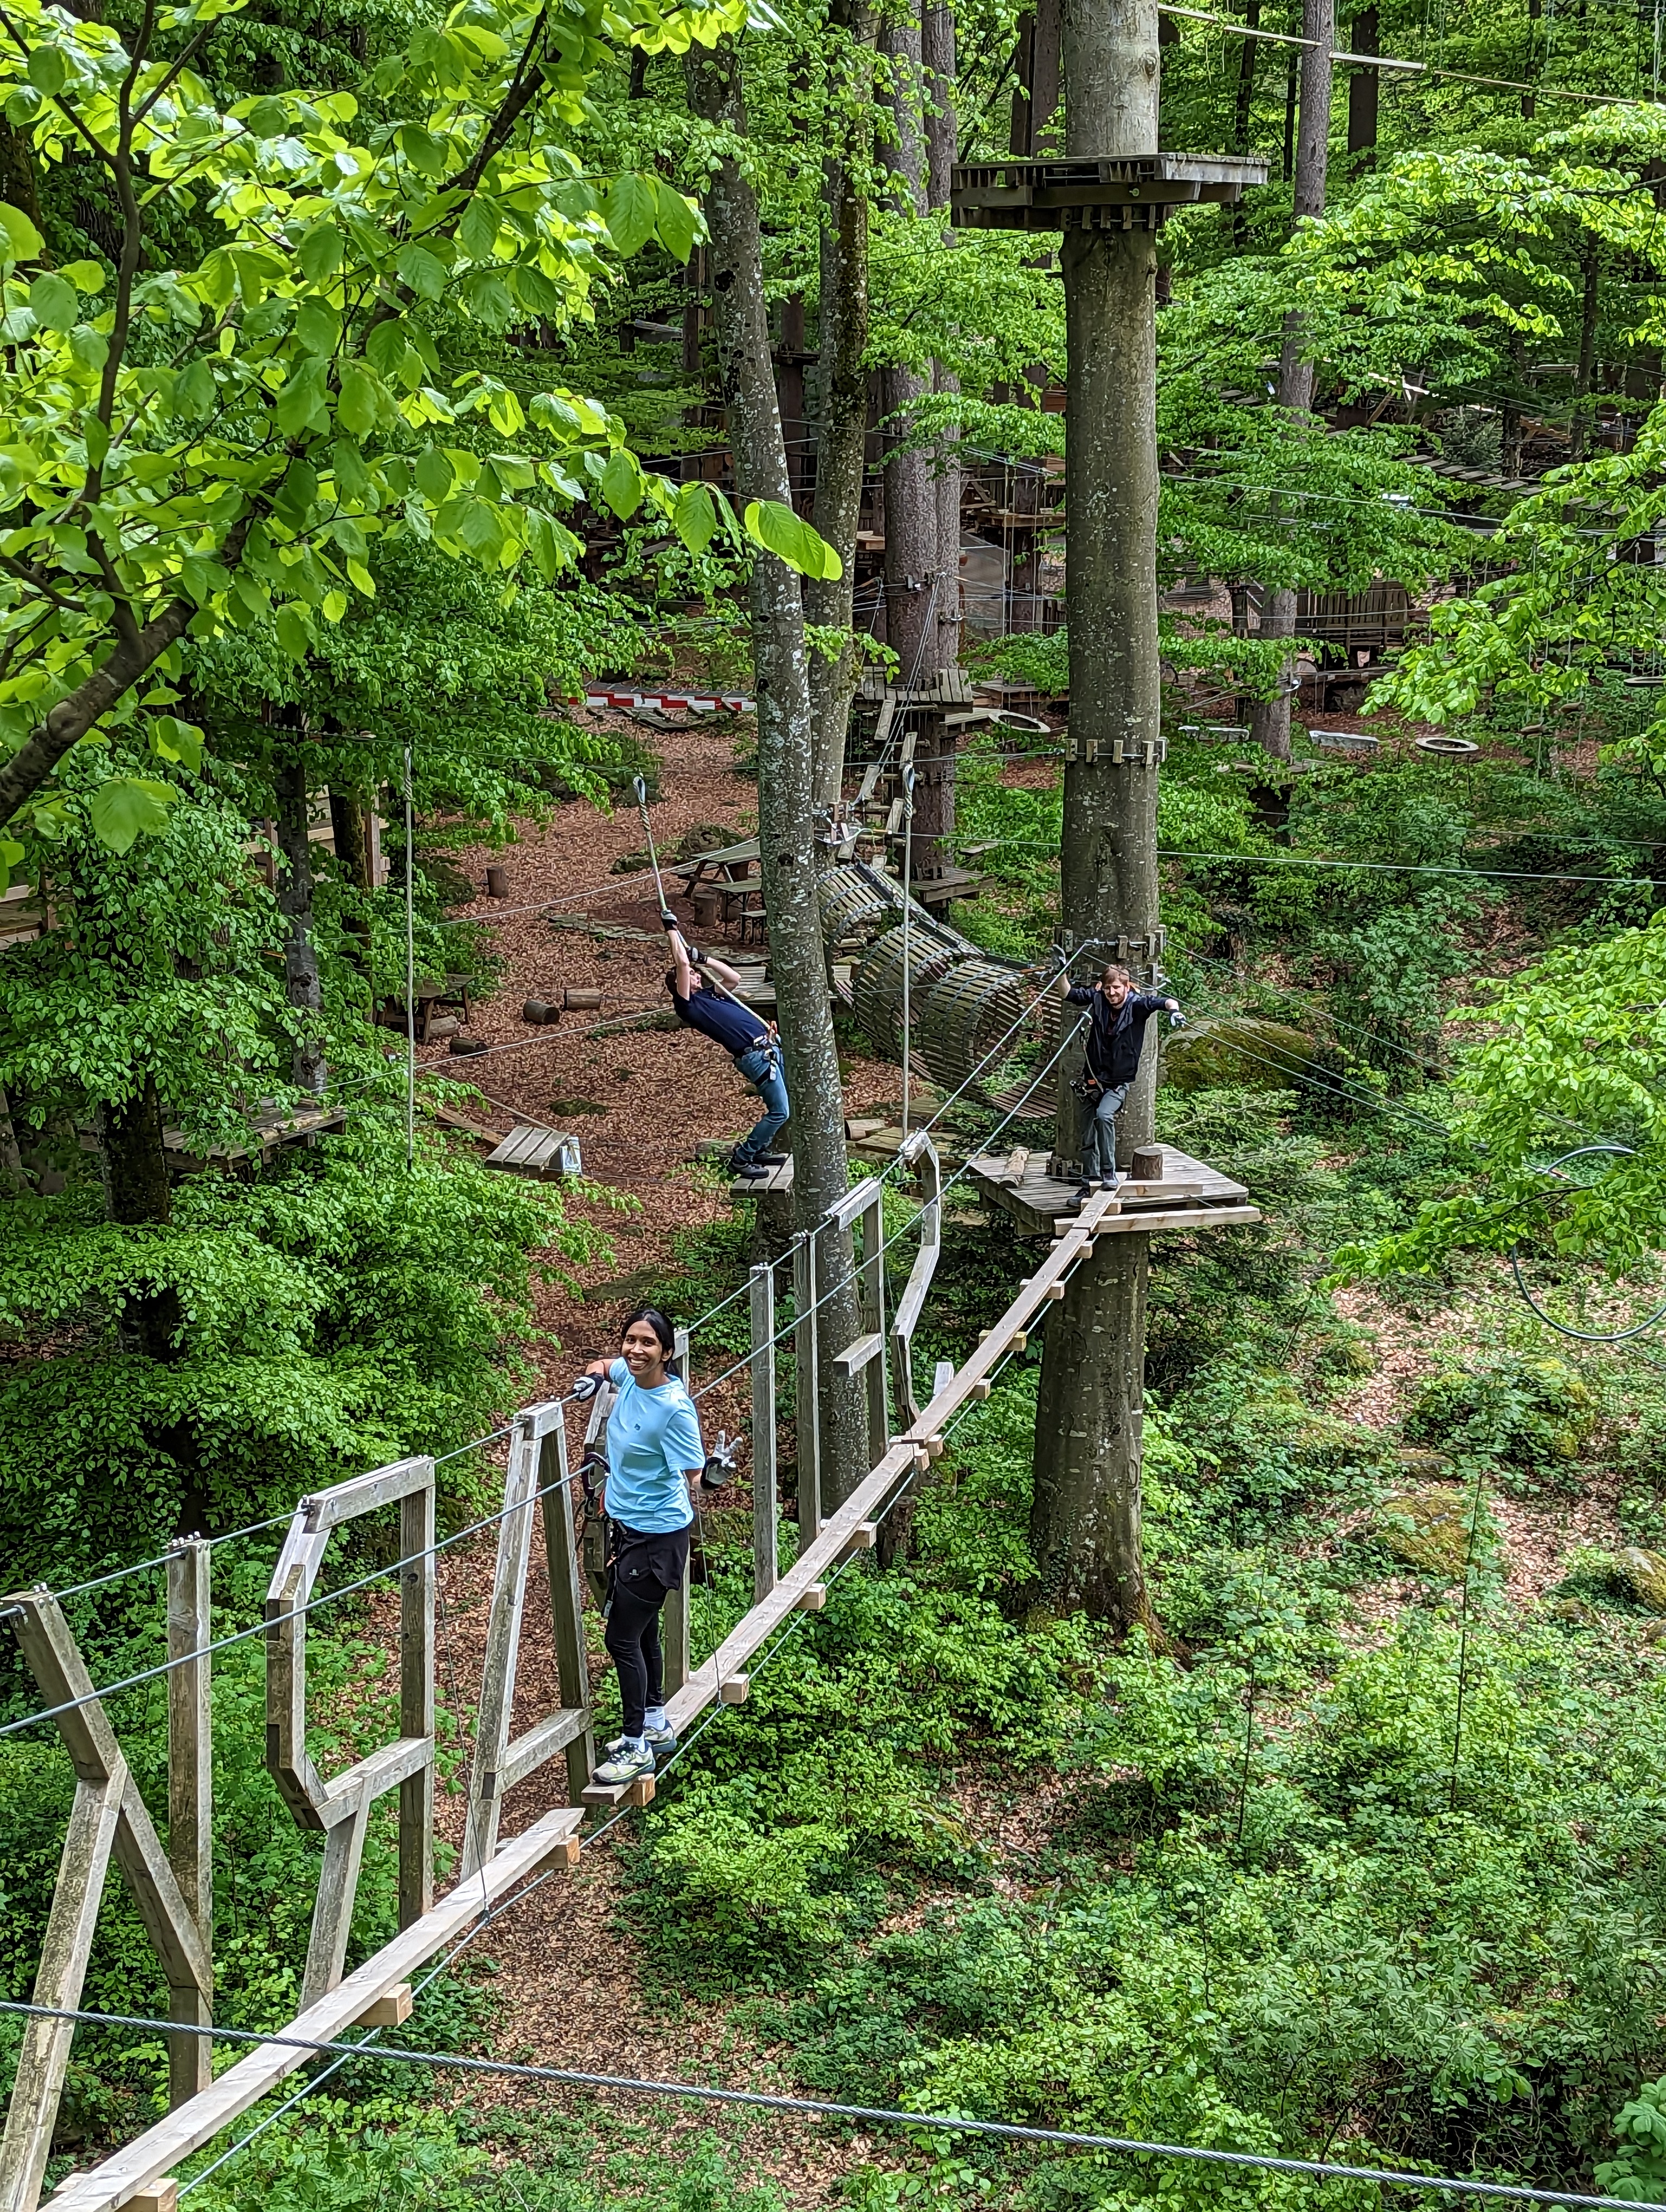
left=399, top=1470, right=435, bottom=1928
left=539, top=1415, right=597, bottom=1805
left=165, top=1540, right=212, bottom=2105
left=793, top=1231, right=821, bottom=1548
left=0, top=1594, right=212, bottom=2212
left=749, top=1262, right=778, bottom=1599
left=263, top=1459, right=436, bottom=2007
left=463, top=1418, right=539, bottom=1876
left=662, top=1570, right=692, bottom=1699
left=856, top=1188, right=889, bottom=1465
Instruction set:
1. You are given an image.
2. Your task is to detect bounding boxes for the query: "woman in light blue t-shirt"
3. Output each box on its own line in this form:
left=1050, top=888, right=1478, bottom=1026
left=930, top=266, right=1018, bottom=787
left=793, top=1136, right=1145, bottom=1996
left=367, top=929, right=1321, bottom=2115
left=578, top=1306, right=706, bottom=1788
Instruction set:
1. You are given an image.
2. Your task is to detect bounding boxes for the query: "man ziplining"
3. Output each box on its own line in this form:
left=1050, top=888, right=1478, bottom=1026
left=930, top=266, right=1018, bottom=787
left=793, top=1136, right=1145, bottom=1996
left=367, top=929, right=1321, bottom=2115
left=662, top=916, right=791, bottom=1180
left=1055, top=961, right=1182, bottom=1203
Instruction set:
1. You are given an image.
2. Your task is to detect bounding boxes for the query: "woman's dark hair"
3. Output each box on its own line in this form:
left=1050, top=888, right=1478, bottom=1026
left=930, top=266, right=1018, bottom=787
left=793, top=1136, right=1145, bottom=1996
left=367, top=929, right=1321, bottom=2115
left=621, top=1305, right=680, bottom=1374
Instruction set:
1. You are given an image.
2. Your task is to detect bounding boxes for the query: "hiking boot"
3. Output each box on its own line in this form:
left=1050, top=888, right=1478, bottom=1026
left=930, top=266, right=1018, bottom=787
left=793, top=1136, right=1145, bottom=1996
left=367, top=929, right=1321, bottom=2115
left=753, top=1152, right=789, bottom=1166
left=729, top=1153, right=768, bottom=1179
left=593, top=1739, right=655, bottom=1786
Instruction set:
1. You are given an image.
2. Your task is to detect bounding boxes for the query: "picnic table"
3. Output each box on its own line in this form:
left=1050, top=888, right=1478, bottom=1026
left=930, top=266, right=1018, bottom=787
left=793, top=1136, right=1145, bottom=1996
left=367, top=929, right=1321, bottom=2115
left=671, top=838, right=760, bottom=895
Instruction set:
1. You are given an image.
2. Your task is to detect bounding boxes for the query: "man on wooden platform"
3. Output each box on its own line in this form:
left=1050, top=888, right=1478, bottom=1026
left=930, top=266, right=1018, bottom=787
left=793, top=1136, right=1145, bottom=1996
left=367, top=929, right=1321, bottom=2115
left=663, top=918, right=791, bottom=1180
left=1056, top=961, right=1181, bottom=1201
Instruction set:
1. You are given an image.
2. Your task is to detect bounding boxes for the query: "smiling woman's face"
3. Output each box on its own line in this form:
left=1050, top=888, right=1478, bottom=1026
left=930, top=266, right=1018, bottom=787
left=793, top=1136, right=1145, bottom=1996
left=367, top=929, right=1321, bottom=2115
left=620, top=1320, right=668, bottom=1381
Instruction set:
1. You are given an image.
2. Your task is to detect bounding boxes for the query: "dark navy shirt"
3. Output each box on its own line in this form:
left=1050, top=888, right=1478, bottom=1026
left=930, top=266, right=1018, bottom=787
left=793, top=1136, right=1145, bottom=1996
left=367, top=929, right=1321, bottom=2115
left=670, top=981, right=770, bottom=1058
left=1065, top=986, right=1168, bottom=1086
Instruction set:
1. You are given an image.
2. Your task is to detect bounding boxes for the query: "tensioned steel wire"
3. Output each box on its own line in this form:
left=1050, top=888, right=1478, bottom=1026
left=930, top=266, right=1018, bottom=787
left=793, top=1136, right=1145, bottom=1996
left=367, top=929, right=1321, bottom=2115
left=0, top=955, right=1091, bottom=1728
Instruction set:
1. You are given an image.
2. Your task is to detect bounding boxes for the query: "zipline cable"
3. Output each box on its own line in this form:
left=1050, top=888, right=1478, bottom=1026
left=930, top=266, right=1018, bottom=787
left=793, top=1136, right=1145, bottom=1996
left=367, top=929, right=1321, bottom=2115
left=17, top=1995, right=1666, bottom=2212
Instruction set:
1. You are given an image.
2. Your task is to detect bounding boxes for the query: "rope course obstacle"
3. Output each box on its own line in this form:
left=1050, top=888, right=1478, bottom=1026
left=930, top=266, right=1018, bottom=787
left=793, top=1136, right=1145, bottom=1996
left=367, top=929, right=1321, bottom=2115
left=0, top=1095, right=1260, bottom=2212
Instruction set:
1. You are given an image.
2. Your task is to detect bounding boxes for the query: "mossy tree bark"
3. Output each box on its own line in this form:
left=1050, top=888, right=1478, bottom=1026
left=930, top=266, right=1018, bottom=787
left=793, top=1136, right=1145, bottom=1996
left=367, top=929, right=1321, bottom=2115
left=686, top=40, right=870, bottom=1509
left=808, top=0, right=876, bottom=816
left=1249, top=0, right=1333, bottom=766
left=1030, top=0, right=1162, bottom=1634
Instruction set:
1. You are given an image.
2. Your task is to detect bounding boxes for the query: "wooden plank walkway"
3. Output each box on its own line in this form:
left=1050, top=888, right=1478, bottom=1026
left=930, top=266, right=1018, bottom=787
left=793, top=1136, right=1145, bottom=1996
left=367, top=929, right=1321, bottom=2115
left=42, top=1149, right=1260, bottom=2212
left=966, top=1144, right=1257, bottom=1239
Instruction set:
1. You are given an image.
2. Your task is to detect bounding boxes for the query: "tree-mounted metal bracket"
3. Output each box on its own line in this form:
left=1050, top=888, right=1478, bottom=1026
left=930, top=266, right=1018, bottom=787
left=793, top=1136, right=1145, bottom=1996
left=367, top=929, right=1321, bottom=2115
left=0, top=1579, right=213, bottom=2212
left=1067, top=736, right=1167, bottom=766
left=265, top=1458, right=434, bottom=2007
left=463, top=1404, right=594, bottom=1873
left=950, top=152, right=1270, bottom=233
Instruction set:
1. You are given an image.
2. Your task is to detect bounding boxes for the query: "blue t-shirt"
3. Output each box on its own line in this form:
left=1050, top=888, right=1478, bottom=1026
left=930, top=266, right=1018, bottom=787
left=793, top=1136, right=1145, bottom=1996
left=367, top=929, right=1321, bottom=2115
left=604, top=1358, right=702, bottom=1533
left=671, top=982, right=769, bottom=1058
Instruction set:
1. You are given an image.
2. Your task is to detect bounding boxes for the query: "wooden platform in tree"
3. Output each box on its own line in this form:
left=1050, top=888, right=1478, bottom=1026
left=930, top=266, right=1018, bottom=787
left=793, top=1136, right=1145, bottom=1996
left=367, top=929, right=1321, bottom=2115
left=966, top=1143, right=1258, bottom=1239
left=162, top=1102, right=346, bottom=1169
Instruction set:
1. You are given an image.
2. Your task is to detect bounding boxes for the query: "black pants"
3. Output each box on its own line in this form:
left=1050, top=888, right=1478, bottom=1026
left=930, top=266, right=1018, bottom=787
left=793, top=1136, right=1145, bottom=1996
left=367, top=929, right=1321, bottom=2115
left=604, top=1522, right=690, bottom=1737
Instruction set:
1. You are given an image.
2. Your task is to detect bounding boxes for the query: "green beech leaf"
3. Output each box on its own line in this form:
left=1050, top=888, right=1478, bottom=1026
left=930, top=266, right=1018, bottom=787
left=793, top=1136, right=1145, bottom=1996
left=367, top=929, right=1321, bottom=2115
left=0, top=836, right=22, bottom=896
left=395, top=242, right=447, bottom=300
left=274, top=601, right=313, bottom=658
left=603, top=173, right=658, bottom=256
left=28, top=274, right=77, bottom=332
left=294, top=298, right=340, bottom=356
left=25, top=47, right=67, bottom=97
left=653, top=178, right=699, bottom=265
left=149, top=715, right=204, bottom=773
left=0, top=203, right=40, bottom=269
left=365, top=318, right=405, bottom=377
left=672, top=479, right=717, bottom=555
left=88, top=776, right=177, bottom=854
left=743, top=498, right=843, bottom=580
left=335, top=359, right=381, bottom=435
left=414, top=445, right=453, bottom=501
left=297, top=222, right=342, bottom=282
left=598, top=447, right=644, bottom=519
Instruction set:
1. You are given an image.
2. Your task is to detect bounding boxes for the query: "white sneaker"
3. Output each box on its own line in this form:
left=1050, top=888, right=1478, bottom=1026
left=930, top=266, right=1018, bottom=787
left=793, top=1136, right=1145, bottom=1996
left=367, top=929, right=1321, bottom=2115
left=593, top=1739, right=655, bottom=1785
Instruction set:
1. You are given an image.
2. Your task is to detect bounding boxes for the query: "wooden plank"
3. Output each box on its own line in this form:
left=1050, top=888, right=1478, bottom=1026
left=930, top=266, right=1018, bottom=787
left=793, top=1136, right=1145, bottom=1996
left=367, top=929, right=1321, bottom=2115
left=0, top=1772, right=124, bottom=2212
left=302, top=1457, right=431, bottom=1534
left=834, top=1330, right=883, bottom=1377
left=663, top=1188, right=1123, bottom=1737
left=663, top=1569, right=691, bottom=1700
left=52, top=1809, right=586, bottom=2212
left=165, top=1540, right=212, bottom=2108
left=748, top=1265, right=778, bottom=1602
left=793, top=1234, right=820, bottom=1546
left=463, top=1419, right=539, bottom=1877
left=539, top=1416, right=597, bottom=1807
left=499, top=1708, right=591, bottom=1793
left=855, top=1192, right=889, bottom=1470
left=1056, top=1203, right=1261, bottom=1237
left=300, top=1802, right=372, bottom=2008
left=398, top=1475, right=435, bottom=1929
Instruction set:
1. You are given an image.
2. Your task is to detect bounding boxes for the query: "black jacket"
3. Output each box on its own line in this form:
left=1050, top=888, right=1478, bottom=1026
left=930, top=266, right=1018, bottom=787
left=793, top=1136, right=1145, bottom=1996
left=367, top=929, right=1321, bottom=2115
left=1065, top=986, right=1168, bottom=1088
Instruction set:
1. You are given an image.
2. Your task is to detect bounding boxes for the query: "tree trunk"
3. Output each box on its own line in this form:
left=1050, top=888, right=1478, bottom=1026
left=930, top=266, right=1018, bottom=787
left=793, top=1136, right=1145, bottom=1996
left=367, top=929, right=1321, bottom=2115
left=275, top=756, right=326, bottom=1096
left=687, top=40, right=870, bottom=1510
left=1249, top=0, right=1332, bottom=764
left=1230, top=0, right=1259, bottom=246
left=808, top=0, right=877, bottom=816
left=1569, top=236, right=1602, bottom=458
left=879, top=3, right=950, bottom=682
left=1030, top=0, right=1162, bottom=1634
left=925, top=3, right=963, bottom=664
left=102, top=1076, right=187, bottom=1362
left=1031, top=1233, right=1149, bottom=1616
left=1347, top=5, right=1377, bottom=172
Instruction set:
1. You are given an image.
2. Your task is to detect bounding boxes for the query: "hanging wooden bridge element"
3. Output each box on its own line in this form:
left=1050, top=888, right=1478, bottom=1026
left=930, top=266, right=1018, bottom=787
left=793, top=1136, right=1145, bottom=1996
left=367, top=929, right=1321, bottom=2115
left=4, top=1150, right=1258, bottom=2212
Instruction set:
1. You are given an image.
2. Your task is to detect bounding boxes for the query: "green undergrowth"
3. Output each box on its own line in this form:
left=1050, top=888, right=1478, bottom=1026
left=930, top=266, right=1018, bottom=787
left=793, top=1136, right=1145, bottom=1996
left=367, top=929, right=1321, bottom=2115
left=586, top=1102, right=1666, bottom=2209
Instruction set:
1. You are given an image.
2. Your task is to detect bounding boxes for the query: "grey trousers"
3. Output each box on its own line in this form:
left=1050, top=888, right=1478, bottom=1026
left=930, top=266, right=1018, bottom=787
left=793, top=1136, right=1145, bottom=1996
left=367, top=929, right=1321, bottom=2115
left=1081, top=1082, right=1129, bottom=1182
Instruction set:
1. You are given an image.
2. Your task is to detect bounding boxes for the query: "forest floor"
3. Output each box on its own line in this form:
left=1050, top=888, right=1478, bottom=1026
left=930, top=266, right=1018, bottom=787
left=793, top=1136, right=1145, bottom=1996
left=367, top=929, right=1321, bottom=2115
left=352, top=709, right=1635, bottom=2203
left=374, top=710, right=929, bottom=2198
